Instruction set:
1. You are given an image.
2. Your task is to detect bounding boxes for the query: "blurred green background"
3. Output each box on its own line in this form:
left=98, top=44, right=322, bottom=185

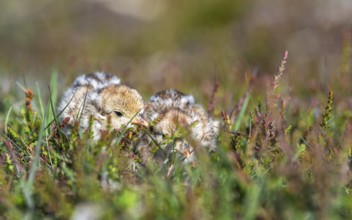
left=0, top=0, right=351, bottom=100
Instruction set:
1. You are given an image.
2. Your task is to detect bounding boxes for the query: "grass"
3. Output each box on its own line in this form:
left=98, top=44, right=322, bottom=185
left=1, top=55, right=352, bottom=220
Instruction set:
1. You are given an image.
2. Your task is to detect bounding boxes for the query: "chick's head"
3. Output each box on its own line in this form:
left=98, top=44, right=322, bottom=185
left=95, top=84, right=148, bottom=130
left=152, top=109, right=191, bottom=137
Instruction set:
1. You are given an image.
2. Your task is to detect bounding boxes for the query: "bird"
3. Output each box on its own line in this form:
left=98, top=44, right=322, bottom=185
left=136, top=89, right=220, bottom=165
left=57, top=72, right=148, bottom=140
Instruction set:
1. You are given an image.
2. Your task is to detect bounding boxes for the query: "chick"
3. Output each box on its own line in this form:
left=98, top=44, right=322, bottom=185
left=137, top=89, right=219, bottom=165
left=57, top=72, right=148, bottom=140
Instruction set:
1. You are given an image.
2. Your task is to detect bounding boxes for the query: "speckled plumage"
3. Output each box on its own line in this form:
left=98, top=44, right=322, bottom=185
left=137, top=89, right=219, bottom=164
left=57, top=72, right=147, bottom=140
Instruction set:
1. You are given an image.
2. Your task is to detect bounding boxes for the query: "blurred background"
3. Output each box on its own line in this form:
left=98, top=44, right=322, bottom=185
left=0, top=0, right=351, bottom=103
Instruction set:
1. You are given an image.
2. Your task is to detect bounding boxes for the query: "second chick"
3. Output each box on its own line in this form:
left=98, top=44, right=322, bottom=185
left=136, top=89, right=219, bottom=165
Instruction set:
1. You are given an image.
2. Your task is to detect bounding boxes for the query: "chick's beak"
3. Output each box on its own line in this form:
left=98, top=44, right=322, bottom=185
left=131, top=116, right=148, bottom=127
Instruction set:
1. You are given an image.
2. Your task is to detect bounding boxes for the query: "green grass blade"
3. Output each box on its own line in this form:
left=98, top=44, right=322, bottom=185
left=48, top=86, right=60, bottom=128
left=234, top=94, right=250, bottom=132
left=36, top=83, right=45, bottom=122
left=244, top=182, right=261, bottom=220
left=4, top=106, right=12, bottom=134
left=49, top=70, right=58, bottom=110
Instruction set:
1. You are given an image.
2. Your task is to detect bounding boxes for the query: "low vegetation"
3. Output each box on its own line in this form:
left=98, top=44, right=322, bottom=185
left=1, top=52, right=352, bottom=219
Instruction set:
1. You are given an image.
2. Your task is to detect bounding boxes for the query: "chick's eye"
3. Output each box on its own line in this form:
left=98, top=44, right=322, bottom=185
left=149, top=126, right=154, bottom=133
left=114, top=111, right=123, bottom=117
